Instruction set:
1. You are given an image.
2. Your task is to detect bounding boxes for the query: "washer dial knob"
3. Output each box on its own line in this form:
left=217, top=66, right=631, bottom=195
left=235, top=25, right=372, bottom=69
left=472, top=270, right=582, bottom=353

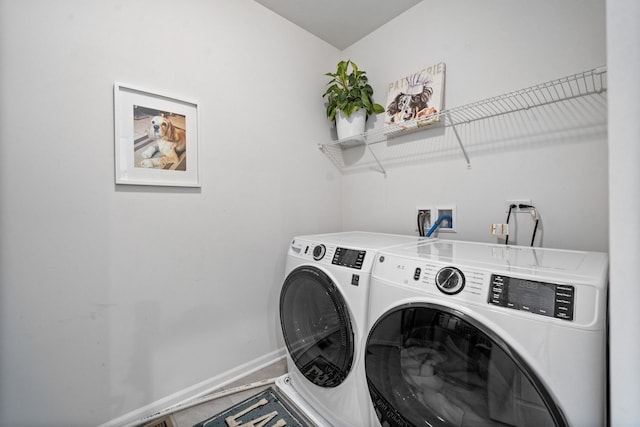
left=312, top=244, right=326, bottom=261
left=435, top=267, right=465, bottom=295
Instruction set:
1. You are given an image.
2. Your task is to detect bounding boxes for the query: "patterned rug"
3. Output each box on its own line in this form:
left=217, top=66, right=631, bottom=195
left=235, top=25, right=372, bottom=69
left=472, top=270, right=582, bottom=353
left=193, top=387, right=313, bottom=427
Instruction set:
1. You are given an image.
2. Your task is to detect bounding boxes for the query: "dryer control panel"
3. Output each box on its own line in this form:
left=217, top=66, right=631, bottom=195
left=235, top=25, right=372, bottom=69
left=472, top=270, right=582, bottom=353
left=489, top=274, right=575, bottom=321
left=290, top=239, right=372, bottom=270
left=332, top=247, right=366, bottom=269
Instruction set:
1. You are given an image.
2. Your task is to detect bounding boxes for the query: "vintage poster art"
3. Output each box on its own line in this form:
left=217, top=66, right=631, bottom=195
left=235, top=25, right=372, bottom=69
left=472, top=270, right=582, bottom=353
left=114, top=83, right=200, bottom=187
left=384, top=62, right=445, bottom=135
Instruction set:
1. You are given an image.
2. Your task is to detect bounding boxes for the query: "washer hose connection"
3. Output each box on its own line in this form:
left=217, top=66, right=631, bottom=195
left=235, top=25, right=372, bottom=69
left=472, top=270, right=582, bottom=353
left=426, top=214, right=453, bottom=238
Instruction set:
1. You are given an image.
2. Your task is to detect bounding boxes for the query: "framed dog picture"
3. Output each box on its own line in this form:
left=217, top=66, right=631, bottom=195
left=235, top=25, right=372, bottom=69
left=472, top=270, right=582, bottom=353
left=114, top=83, right=200, bottom=187
left=384, top=62, right=445, bottom=135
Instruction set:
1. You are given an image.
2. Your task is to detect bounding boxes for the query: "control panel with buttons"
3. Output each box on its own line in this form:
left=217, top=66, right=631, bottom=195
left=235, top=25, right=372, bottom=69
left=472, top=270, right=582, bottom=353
left=489, top=274, right=575, bottom=321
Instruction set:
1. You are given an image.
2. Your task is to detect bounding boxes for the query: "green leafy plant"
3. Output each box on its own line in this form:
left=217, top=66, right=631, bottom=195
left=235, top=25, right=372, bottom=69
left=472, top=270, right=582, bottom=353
left=323, top=60, right=385, bottom=122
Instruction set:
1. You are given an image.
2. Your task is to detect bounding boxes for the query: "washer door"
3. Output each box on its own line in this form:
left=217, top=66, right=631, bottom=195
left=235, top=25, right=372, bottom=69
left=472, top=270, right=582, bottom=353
left=365, top=303, right=567, bottom=427
left=280, top=266, right=354, bottom=388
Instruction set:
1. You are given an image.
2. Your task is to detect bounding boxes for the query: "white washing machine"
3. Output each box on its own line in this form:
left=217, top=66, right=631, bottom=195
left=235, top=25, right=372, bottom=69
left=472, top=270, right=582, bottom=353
left=365, top=239, right=608, bottom=427
left=277, top=231, right=424, bottom=427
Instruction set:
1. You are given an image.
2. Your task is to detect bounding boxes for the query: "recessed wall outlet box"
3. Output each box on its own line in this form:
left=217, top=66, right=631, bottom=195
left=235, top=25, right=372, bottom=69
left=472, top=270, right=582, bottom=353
left=435, top=206, right=456, bottom=233
left=415, top=207, right=434, bottom=232
left=505, top=199, right=532, bottom=213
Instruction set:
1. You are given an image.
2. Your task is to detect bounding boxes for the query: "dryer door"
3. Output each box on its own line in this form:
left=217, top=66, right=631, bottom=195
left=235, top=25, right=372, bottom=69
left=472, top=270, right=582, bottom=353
left=280, top=266, right=354, bottom=388
left=365, top=303, right=567, bottom=427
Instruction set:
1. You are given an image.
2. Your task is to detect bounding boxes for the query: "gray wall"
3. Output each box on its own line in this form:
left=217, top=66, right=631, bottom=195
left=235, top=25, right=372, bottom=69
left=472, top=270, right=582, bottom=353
left=340, top=0, right=608, bottom=252
left=0, top=1, right=341, bottom=425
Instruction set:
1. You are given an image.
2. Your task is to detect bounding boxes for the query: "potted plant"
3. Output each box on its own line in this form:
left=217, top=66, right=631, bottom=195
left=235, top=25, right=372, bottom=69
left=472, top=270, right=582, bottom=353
left=323, top=60, right=385, bottom=141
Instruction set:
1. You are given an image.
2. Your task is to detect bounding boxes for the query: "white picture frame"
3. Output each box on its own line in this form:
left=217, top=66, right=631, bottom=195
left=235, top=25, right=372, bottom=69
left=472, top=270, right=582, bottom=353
left=114, top=83, right=200, bottom=187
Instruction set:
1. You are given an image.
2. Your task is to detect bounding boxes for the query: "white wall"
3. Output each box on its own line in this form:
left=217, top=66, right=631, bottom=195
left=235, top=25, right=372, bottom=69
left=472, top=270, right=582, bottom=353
left=0, top=0, right=625, bottom=426
left=607, top=0, right=640, bottom=424
left=341, top=0, right=608, bottom=252
left=0, top=1, right=341, bottom=426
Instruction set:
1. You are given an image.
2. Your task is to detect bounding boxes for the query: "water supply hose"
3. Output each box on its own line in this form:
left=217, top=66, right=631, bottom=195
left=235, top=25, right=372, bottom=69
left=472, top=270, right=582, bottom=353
left=426, top=214, right=453, bottom=237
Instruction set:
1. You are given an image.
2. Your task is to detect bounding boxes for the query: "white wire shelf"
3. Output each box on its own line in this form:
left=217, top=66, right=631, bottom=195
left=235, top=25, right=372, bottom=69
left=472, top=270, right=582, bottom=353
left=319, top=65, right=608, bottom=176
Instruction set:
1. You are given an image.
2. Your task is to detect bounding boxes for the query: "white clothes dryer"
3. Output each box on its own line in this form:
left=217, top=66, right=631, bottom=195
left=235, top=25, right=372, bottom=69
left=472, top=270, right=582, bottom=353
left=365, top=240, right=608, bottom=427
left=277, top=232, right=424, bottom=427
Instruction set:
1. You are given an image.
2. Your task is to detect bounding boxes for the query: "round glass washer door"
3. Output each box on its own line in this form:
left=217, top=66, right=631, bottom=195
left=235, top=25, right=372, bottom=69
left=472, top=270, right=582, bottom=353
left=365, top=303, right=567, bottom=427
left=279, top=266, right=354, bottom=388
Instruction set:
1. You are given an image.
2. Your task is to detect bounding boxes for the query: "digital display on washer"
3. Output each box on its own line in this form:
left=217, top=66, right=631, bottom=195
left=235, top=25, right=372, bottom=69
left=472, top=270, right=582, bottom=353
left=489, top=274, right=575, bottom=321
left=332, top=247, right=365, bottom=269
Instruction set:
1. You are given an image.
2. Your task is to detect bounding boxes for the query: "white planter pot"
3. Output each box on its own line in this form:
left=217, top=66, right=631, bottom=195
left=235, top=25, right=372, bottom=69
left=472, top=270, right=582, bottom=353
left=336, top=109, right=366, bottom=141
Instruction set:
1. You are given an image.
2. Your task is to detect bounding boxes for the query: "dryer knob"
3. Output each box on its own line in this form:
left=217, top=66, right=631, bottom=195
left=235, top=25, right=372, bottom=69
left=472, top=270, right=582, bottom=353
left=312, top=244, right=326, bottom=261
left=435, top=267, right=465, bottom=295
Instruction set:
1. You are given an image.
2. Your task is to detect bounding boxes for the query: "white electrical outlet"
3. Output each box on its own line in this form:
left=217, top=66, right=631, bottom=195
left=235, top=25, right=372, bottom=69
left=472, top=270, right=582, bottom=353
left=505, top=199, right=532, bottom=213
left=491, top=223, right=509, bottom=236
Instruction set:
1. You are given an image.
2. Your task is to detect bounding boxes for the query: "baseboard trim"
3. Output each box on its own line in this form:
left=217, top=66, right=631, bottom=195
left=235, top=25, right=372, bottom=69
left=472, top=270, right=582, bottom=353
left=99, top=347, right=286, bottom=427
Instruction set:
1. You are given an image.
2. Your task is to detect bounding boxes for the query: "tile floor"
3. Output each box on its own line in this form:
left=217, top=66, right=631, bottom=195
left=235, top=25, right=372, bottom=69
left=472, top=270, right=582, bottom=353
left=169, top=358, right=288, bottom=427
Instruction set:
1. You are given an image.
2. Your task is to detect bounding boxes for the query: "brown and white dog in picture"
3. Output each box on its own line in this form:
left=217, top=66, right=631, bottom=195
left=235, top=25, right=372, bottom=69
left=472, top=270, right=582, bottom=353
left=140, top=115, right=186, bottom=168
